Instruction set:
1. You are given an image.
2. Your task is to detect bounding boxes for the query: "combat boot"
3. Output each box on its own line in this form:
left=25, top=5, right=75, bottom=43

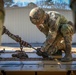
left=61, top=49, right=72, bottom=62
left=61, top=54, right=72, bottom=62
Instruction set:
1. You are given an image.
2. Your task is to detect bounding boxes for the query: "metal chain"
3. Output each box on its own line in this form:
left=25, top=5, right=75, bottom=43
left=20, top=43, right=23, bottom=52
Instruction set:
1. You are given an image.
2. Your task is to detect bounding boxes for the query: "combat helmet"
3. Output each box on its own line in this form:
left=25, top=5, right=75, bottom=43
left=29, top=7, right=45, bottom=25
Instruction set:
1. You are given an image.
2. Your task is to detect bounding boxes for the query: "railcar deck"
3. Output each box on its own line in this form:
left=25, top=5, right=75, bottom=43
left=0, top=46, right=76, bottom=75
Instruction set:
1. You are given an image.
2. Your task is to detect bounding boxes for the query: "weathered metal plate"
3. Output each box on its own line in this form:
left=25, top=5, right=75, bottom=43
left=0, top=50, right=76, bottom=72
left=0, top=61, right=61, bottom=71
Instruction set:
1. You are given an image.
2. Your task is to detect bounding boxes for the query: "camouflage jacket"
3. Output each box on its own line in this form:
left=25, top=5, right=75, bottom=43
left=37, top=11, right=68, bottom=48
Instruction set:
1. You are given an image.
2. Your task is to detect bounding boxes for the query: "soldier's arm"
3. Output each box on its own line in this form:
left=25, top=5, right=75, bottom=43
left=36, top=24, right=49, bottom=36
left=41, top=14, right=61, bottom=51
left=46, top=13, right=67, bottom=46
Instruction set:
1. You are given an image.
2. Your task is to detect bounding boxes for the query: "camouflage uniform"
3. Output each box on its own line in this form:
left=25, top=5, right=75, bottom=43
left=29, top=7, right=74, bottom=62
left=70, top=0, right=76, bottom=31
left=0, top=0, right=5, bottom=44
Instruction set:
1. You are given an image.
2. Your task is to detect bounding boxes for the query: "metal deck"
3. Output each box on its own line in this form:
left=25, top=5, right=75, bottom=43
left=0, top=48, right=76, bottom=75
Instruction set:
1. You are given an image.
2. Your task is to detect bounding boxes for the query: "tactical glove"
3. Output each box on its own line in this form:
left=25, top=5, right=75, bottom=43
left=36, top=48, right=50, bottom=58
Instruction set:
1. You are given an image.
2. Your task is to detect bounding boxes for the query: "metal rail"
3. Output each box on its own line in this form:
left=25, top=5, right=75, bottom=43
left=0, top=57, right=76, bottom=61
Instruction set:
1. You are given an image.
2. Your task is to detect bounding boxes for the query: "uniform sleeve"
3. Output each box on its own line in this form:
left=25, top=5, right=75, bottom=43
left=36, top=24, right=49, bottom=36
left=41, top=13, right=61, bottom=51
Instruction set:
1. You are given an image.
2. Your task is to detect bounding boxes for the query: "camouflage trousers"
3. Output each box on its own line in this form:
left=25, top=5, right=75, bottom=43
left=0, top=11, right=4, bottom=45
left=43, top=24, right=74, bottom=55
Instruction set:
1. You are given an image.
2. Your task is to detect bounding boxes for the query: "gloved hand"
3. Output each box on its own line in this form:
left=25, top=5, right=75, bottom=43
left=36, top=48, right=50, bottom=58
left=36, top=48, right=42, bottom=56
left=42, top=52, right=49, bottom=58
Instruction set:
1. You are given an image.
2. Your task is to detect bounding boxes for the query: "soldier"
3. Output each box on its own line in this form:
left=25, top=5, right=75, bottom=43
left=0, top=0, right=5, bottom=44
left=70, top=0, right=76, bottom=32
left=29, top=7, right=74, bottom=62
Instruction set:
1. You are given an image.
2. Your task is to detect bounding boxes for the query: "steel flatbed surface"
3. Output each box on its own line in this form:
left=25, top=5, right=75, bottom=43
left=0, top=47, right=76, bottom=75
